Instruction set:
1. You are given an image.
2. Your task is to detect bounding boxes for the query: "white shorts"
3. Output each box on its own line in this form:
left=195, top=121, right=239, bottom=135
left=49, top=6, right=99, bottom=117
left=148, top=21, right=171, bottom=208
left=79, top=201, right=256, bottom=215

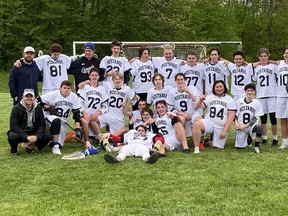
left=117, top=144, right=150, bottom=161
left=98, top=113, right=125, bottom=134
left=184, top=111, right=202, bottom=137
left=202, top=119, right=227, bottom=149
left=233, top=94, right=245, bottom=103
left=235, top=125, right=256, bottom=148
left=45, top=114, right=67, bottom=146
left=258, top=97, right=276, bottom=114
left=164, top=134, right=181, bottom=150
left=276, top=97, right=288, bottom=118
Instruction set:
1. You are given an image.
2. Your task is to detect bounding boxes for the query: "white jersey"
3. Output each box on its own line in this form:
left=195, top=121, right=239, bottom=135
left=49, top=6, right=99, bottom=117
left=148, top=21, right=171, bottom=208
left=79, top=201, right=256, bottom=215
left=276, top=60, right=288, bottom=97
left=204, top=61, right=229, bottom=95
left=124, top=130, right=155, bottom=149
left=167, top=86, right=199, bottom=115
left=236, top=98, right=263, bottom=125
left=77, top=84, right=109, bottom=115
left=227, top=62, right=253, bottom=96
left=155, top=114, right=176, bottom=139
left=40, top=90, right=81, bottom=122
left=147, top=86, right=172, bottom=107
left=180, top=63, right=205, bottom=95
left=152, top=57, right=181, bottom=87
left=103, top=82, right=135, bottom=118
left=130, top=59, right=154, bottom=94
left=252, top=64, right=277, bottom=98
left=100, top=56, right=131, bottom=83
left=35, top=54, right=72, bottom=92
left=203, top=94, right=236, bottom=129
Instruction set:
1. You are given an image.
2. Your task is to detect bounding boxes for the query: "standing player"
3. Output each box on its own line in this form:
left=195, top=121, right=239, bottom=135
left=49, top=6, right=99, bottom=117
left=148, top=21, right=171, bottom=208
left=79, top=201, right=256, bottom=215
left=180, top=51, right=205, bottom=96
left=192, top=80, right=236, bottom=151
left=276, top=48, right=288, bottom=149
left=130, top=47, right=154, bottom=109
left=152, top=43, right=182, bottom=87
left=155, top=100, right=190, bottom=154
left=235, top=83, right=263, bottom=153
left=68, top=42, right=104, bottom=92
left=224, top=51, right=253, bottom=102
left=167, top=73, right=201, bottom=137
left=38, top=80, right=82, bottom=155
left=252, top=48, right=278, bottom=146
left=204, top=48, right=229, bottom=95
left=98, top=72, right=138, bottom=134
left=100, top=40, right=131, bottom=85
left=77, top=68, right=109, bottom=147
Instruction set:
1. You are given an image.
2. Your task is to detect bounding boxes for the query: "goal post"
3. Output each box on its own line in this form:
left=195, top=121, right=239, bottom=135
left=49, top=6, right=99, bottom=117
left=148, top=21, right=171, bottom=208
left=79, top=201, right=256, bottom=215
left=73, top=41, right=242, bottom=61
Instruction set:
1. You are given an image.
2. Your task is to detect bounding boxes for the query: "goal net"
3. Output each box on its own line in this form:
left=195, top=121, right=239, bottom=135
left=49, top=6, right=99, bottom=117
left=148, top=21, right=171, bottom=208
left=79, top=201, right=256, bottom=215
left=73, top=41, right=242, bottom=62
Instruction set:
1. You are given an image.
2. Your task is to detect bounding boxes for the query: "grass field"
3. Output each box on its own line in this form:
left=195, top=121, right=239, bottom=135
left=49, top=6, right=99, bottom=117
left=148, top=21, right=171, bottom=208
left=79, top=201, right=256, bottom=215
left=1, top=71, right=288, bottom=215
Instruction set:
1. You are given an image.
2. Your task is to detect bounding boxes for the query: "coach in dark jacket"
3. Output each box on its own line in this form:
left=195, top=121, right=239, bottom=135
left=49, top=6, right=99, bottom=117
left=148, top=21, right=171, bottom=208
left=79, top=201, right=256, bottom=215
left=9, top=46, right=42, bottom=105
left=7, top=89, right=51, bottom=156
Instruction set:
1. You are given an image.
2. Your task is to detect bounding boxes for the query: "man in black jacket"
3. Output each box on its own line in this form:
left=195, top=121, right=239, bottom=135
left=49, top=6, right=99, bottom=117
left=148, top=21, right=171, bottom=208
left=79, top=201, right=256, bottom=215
left=7, top=89, right=51, bottom=156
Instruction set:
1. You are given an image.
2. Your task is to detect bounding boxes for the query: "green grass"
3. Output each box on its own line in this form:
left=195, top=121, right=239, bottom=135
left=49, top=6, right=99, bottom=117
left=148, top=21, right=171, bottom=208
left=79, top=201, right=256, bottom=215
left=1, top=72, right=288, bottom=215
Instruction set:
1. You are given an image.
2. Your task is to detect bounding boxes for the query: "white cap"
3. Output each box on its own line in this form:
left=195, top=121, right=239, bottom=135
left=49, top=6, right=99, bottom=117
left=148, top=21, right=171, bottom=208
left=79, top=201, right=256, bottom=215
left=23, top=46, right=35, bottom=53
left=23, top=89, right=35, bottom=96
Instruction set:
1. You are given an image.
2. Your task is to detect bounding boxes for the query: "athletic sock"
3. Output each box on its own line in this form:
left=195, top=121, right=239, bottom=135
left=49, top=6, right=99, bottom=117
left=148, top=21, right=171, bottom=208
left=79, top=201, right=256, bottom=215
left=262, top=135, right=267, bottom=140
left=273, top=135, right=278, bottom=140
left=255, top=141, right=260, bottom=147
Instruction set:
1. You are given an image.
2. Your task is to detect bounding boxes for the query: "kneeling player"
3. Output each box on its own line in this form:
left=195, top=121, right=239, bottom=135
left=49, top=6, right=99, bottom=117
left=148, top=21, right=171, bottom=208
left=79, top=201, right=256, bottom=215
left=235, top=83, right=264, bottom=153
left=103, top=125, right=164, bottom=164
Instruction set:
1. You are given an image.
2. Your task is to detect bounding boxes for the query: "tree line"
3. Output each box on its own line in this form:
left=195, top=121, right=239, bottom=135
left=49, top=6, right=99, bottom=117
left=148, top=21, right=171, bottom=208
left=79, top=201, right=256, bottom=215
left=0, top=0, right=287, bottom=71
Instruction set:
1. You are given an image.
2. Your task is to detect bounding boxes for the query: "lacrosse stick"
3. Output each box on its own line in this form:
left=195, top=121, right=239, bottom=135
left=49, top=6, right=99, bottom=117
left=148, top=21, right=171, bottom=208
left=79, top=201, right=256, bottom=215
left=61, top=147, right=100, bottom=160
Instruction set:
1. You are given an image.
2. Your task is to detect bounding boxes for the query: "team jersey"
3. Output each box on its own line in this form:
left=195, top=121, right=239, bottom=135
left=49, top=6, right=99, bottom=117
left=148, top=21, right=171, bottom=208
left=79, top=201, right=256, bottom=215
left=180, top=63, right=205, bottom=95
left=204, top=61, right=229, bottom=95
left=155, top=114, right=176, bottom=139
left=235, top=98, right=263, bottom=125
left=167, top=86, right=199, bottom=115
left=34, top=54, right=72, bottom=92
left=227, top=62, right=253, bottom=96
left=77, top=84, right=109, bottom=115
left=147, top=86, right=172, bottom=108
left=130, top=59, right=154, bottom=94
left=203, top=94, right=236, bottom=129
left=276, top=61, right=288, bottom=97
left=124, top=130, right=155, bottom=149
left=103, top=82, right=135, bottom=118
left=40, top=90, right=81, bottom=122
left=252, top=63, right=277, bottom=98
left=152, top=57, right=181, bottom=87
left=100, top=56, right=131, bottom=83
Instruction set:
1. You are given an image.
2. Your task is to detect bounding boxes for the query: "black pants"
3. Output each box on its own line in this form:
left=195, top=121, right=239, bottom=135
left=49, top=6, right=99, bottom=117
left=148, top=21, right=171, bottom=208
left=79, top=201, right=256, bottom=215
left=7, top=131, right=52, bottom=154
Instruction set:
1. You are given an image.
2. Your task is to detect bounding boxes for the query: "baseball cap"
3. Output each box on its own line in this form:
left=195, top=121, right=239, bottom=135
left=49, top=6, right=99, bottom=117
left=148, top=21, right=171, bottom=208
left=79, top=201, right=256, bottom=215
left=23, top=89, right=35, bottom=96
left=84, top=42, right=95, bottom=51
left=23, top=46, right=35, bottom=53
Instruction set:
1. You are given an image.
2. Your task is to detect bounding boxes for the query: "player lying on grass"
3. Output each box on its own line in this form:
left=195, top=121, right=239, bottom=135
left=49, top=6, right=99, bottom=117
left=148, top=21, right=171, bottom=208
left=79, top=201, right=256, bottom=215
left=234, top=83, right=264, bottom=153
left=103, top=125, right=164, bottom=164
left=193, top=80, right=236, bottom=151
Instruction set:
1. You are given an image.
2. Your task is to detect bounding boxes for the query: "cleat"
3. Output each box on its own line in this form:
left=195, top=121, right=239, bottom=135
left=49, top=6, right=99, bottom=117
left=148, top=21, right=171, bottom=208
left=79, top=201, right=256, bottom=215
left=183, top=149, right=190, bottom=154
left=52, top=144, right=62, bottom=155
left=145, top=152, right=159, bottom=164
left=102, top=138, right=113, bottom=152
left=254, top=147, right=260, bottom=154
left=64, top=131, right=75, bottom=142
left=279, top=142, right=288, bottom=149
left=194, top=148, right=200, bottom=154
left=104, top=154, right=119, bottom=163
left=271, top=139, right=278, bottom=146
left=262, top=139, right=267, bottom=145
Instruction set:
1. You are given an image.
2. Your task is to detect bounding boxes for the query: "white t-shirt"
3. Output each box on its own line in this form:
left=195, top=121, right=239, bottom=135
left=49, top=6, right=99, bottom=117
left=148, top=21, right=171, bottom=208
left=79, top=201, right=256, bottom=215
left=235, top=98, right=263, bottom=124
left=35, top=54, right=72, bottom=92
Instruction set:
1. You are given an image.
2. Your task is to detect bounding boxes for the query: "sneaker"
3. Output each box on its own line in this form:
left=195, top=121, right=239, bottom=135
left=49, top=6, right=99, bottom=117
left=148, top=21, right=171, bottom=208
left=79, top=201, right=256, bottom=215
left=279, top=142, right=288, bottom=149
left=52, top=145, right=62, bottom=155
left=84, top=141, right=92, bottom=149
left=262, top=139, right=267, bottom=145
left=145, top=152, right=159, bottom=164
left=194, top=148, right=200, bottom=154
left=183, top=149, right=190, bottom=154
left=64, top=131, right=75, bottom=142
left=271, top=139, right=278, bottom=146
left=104, top=154, right=119, bottom=163
left=254, top=147, right=260, bottom=153
left=102, top=139, right=113, bottom=152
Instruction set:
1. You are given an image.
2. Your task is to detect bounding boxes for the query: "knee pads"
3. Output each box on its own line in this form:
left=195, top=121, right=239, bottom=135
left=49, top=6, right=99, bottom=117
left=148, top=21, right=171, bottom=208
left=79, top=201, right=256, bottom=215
left=252, top=124, right=262, bottom=137
left=269, top=112, right=277, bottom=125
left=50, top=118, right=61, bottom=135
left=260, top=114, right=267, bottom=124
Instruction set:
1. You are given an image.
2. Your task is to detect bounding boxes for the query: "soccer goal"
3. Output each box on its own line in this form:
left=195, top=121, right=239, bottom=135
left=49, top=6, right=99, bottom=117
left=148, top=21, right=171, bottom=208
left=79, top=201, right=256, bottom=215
left=73, top=41, right=242, bottom=61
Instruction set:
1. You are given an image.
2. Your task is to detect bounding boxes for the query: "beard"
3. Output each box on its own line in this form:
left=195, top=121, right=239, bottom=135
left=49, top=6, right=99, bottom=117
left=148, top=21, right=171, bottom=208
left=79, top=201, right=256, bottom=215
left=24, top=57, right=33, bottom=63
